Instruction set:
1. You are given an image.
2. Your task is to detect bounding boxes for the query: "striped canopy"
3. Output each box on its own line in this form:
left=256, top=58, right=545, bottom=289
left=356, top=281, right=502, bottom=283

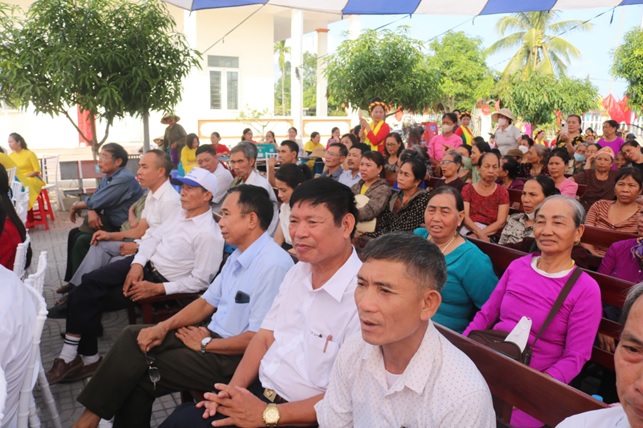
left=165, top=0, right=643, bottom=15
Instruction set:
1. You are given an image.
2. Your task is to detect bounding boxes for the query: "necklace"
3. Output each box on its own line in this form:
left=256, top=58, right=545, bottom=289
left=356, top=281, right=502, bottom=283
left=431, top=234, right=458, bottom=254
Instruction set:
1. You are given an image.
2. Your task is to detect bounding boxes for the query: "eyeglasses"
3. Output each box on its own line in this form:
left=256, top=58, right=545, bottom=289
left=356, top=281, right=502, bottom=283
left=325, top=151, right=341, bottom=158
left=145, top=353, right=161, bottom=391
left=440, top=160, right=456, bottom=165
left=98, top=153, right=113, bottom=161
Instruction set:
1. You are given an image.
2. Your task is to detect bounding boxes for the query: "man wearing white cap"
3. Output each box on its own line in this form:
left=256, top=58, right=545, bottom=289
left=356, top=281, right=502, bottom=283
left=492, top=108, right=522, bottom=156
left=46, top=167, right=225, bottom=385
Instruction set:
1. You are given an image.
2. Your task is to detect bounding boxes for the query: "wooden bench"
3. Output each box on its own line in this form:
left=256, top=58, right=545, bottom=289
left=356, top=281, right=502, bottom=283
left=467, top=237, right=633, bottom=372
left=577, top=183, right=587, bottom=198
left=508, top=188, right=523, bottom=211
left=436, top=324, right=607, bottom=427
left=581, top=225, right=636, bottom=250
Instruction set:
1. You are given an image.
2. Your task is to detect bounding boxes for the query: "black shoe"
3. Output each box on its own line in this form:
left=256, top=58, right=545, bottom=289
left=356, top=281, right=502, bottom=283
left=47, top=300, right=68, bottom=319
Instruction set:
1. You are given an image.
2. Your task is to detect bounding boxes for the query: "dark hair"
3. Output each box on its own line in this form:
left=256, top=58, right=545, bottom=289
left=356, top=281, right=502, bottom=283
left=621, top=140, right=642, bottom=152
left=186, top=133, right=200, bottom=149
left=361, top=232, right=447, bottom=293
left=458, top=144, right=472, bottom=156
left=351, top=125, right=361, bottom=137
left=290, top=177, right=358, bottom=238
left=328, top=142, right=348, bottom=157
left=9, top=133, right=27, bottom=150
left=289, top=127, right=298, bottom=135
left=266, top=131, right=275, bottom=140
left=621, top=282, right=643, bottom=325
left=242, top=128, right=252, bottom=140
left=275, top=163, right=305, bottom=190
left=0, top=163, right=28, bottom=244
left=567, top=114, right=582, bottom=126
left=529, top=175, right=561, bottom=198
left=350, top=142, right=371, bottom=156
left=401, top=158, right=427, bottom=181
left=362, top=151, right=386, bottom=176
left=548, top=148, right=571, bottom=164
left=501, top=156, right=520, bottom=179
left=473, top=141, right=491, bottom=156
left=228, top=184, right=273, bottom=231
left=331, top=127, right=339, bottom=134
left=521, top=135, right=534, bottom=147
left=101, top=143, right=128, bottom=167
left=146, top=149, right=172, bottom=178
left=427, top=185, right=465, bottom=212
left=280, top=140, right=299, bottom=155
left=399, top=148, right=420, bottom=164
left=384, top=133, right=404, bottom=158
left=444, top=151, right=462, bottom=167
left=604, top=120, right=619, bottom=130
left=0, top=147, right=4, bottom=153
left=460, top=112, right=472, bottom=119
left=310, top=131, right=320, bottom=140
left=341, top=133, right=359, bottom=147
left=479, top=151, right=500, bottom=168
left=210, top=131, right=220, bottom=139
left=587, top=142, right=602, bottom=151
left=196, top=144, right=217, bottom=157
left=472, top=137, right=486, bottom=146
left=615, top=167, right=643, bottom=190
left=490, top=148, right=502, bottom=159
left=442, top=112, right=458, bottom=125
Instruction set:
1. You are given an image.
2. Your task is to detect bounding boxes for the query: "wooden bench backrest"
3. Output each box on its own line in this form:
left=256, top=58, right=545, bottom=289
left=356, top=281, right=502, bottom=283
left=577, top=183, right=587, bottom=198
left=508, top=188, right=523, bottom=209
left=581, top=225, right=636, bottom=250
left=435, top=324, right=607, bottom=426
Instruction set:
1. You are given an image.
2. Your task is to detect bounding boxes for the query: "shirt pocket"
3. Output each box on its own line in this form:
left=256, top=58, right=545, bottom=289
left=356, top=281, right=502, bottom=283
left=306, top=333, right=340, bottom=388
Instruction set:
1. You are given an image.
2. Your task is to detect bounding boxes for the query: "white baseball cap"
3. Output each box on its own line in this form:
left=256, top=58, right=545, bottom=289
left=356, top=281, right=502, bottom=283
left=171, top=167, right=218, bottom=195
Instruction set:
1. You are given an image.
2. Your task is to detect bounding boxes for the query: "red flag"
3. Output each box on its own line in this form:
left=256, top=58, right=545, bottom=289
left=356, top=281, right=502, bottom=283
left=618, top=96, right=636, bottom=125
left=77, top=106, right=94, bottom=147
left=602, top=94, right=625, bottom=123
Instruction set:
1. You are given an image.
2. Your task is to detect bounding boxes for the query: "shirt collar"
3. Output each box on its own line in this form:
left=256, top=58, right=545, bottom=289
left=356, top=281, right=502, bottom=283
left=234, top=232, right=272, bottom=269
left=310, top=247, right=361, bottom=302
left=150, top=178, right=172, bottom=200
left=362, top=321, right=439, bottom=395
left=181, top=208, right=214, bottom=225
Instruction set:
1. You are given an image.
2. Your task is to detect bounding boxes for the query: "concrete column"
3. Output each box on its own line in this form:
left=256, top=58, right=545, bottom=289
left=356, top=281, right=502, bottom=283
left=349, top=15, right=361, bottom=39
left=315, top=28, right=329, bottom=117
left=290, top=9, right=304, bottom=135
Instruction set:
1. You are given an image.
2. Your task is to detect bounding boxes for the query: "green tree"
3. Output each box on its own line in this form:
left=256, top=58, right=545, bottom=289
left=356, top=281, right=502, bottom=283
left=613, top=28, right=643, bottom=114
left=325, top=28, right=439, bottom=112
left=0, top=0, right=200, bottom=156
left=488, top=12, right=592, bottom=78
left=502, top=72, right=599, bottom=127
left=426, top=31, right=496, bottom=112
left=274, top=41, right=290, bottom=116
left=274, top=60, right=291, bottom=115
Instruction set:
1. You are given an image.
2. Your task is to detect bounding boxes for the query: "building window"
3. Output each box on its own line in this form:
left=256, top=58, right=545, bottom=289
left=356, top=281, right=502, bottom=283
left=209, top=55, right=239, bottom=110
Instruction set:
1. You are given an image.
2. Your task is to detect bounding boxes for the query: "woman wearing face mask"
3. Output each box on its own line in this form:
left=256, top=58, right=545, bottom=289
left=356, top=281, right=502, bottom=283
left=359, top=97, right=391, bottom=154
left=491, top=108, right=522, bottom=155
left=499, top=176, right=561, bottom=245
left=572, top=143, right=588, bottom=173
left=621, top=140, right=643, bottom=174
left=454, top=112, right=474, bottom=146
left=547, top=148, right=578, bottom=197
left=427, top=112, right=462, bottom=167
left=572, top=147, right=618, bottom=212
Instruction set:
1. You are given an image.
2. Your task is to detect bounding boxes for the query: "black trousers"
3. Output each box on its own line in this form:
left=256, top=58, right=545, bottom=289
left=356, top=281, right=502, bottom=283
left=77, top=325, right=242, bottom=428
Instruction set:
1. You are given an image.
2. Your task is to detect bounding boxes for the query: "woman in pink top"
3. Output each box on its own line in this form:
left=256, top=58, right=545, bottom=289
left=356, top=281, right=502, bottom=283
left=464, top=196, right=602, bottom=427
left=427, top=112, right=462, bottom=166
left=547, top=148, right=578, bottom=197
left=597, top=120, right=625, bottom=155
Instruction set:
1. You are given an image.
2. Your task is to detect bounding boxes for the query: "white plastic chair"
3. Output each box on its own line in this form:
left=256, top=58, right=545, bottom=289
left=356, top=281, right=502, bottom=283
left=11, top=182, right=29, bottom=224
left=39, top=155, right=61, bottom=211
left=17, top=272, right=62, bottom=428
left=27, top=251, right=47, bottom=294
left=6, top=166, right=16, bottom=185
left=12, top=233, right=30, bottom=280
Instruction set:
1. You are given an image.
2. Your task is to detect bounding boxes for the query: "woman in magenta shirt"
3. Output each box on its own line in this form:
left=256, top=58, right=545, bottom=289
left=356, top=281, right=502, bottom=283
left=427, top=112, right=462, bottom=164
left=597, top=120, right=625, bottom=169
left=464, top=196, right=602, bottom=427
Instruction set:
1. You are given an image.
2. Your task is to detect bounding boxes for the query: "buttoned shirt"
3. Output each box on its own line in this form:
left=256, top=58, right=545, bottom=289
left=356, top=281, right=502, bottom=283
left=212, top=162, right=234, bottom=213
left=244, top=170, right=279, bottom=236
left=132, top=209, right=224, bottom=295
left=498, top=212, right=534, bottom=245
left=315, top=322, right=495, bottom=428
left=321, top=166, right=343, bottom=181
left=258, top=249, right=362, bottom=402
left=202, top=233, right=293, bottom=338
left=338, top=170, right=361, bottom=188
left=494, top=125, right=522, bottom=156
left=139, top=179, right=181, bottom=240
left=557, top=406, right=630, bottom=427
left=0, top=266, right=37, bottom=425
left=84, top=167, right=143, bottom=227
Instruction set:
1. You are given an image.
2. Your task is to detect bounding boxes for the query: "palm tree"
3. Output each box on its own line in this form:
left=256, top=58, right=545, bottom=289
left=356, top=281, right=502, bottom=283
left=274, top=40, right=290, bottom=115
left=488, top=12, right=592, bottom=79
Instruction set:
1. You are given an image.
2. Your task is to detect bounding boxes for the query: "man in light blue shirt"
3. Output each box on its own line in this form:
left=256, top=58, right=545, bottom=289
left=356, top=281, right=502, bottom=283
left=339, top=143, right=370, bottom=188
left=72, top=184, right=294, bottom=428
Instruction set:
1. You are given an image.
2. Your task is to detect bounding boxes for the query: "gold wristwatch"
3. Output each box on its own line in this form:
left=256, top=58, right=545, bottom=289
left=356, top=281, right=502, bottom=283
left=262, top=403, right=280, bottom=427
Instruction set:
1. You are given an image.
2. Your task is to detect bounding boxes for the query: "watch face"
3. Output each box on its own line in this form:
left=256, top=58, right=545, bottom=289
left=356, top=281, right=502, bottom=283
left=201, top=337, right=211, bottom=346
left=264, top=405, right=280, bottom=424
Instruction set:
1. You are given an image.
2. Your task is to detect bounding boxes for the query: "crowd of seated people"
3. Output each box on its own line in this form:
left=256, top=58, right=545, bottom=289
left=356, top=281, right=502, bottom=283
left=8, top=106, right=643, bottom=428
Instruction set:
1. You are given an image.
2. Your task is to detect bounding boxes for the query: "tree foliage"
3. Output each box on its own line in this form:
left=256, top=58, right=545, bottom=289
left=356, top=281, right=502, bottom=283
left=613, top=28, right=643, bottom=114
left=488, top=11, right=591, bottom=79
left=426, top=31, right=496, bottom=112
left=0, top=0, right=200, bottom=154
left=325, top=28, right=439, bottom=112
left=501, top=72, right=599, bottom=127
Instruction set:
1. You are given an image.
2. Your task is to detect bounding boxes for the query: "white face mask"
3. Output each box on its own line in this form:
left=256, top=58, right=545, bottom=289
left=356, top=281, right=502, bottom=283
left=526, top=212, right=535, bottom=220
left=442, top=124, right=453, bottom=133
left=498, top=118, right=508, bottom=127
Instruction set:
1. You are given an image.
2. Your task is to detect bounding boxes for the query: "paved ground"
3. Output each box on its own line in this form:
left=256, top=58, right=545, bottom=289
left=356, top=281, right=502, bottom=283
left=30, top=214, right=182, bottom=427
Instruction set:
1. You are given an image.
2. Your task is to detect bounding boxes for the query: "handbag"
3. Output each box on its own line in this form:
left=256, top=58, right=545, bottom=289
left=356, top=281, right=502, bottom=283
left=469, top=267, right=582, bottom=365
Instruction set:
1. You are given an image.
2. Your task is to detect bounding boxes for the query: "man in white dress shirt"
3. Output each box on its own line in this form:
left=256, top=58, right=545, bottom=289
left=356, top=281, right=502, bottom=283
left=557, top=282, right=643, bottom=428
left=195, top=144, right=233, bottom=213
left=0, top=266, right=37, bottom=426
left=46, top=168, right=225, bottom=385
left=315, top=232, right=495, bottom=427
left=229, top=141, right=279, bottom=236
left=160, top=178, right=361, bottom=428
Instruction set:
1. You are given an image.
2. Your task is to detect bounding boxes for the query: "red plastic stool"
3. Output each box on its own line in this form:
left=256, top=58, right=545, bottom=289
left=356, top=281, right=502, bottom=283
left=40, top=188, right=55, bottom=221
left=26, top=191, right=50, bottom=230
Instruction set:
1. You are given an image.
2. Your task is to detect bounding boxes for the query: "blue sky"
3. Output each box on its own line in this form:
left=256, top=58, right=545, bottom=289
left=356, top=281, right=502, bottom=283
left=308, top=5, right=643, bottom=98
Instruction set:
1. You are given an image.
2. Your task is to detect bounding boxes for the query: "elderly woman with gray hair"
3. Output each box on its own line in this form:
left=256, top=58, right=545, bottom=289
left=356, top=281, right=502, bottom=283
left=464, top=195, right=602, bottom=427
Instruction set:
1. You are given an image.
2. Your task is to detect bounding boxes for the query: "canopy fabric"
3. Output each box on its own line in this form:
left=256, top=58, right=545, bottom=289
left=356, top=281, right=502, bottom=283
left=165, top=0, right=643, bottom=15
